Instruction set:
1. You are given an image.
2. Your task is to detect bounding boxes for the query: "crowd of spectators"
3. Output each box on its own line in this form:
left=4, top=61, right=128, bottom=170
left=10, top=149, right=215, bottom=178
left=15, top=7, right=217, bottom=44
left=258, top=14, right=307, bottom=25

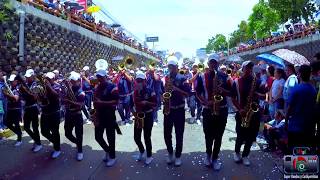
left=24, top=0, right=160, bottom=59
left=225, top=23, right=318, bottom=56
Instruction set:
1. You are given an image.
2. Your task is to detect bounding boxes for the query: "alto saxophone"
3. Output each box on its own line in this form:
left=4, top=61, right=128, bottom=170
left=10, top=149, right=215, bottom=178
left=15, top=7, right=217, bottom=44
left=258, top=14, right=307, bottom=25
left=212, top=72, right=223, bottom=116
left=163, top=77, right=174, bottom=116
left=241, top=75, right=259, bottom=128
left=134, top=112, right=145, bottom=129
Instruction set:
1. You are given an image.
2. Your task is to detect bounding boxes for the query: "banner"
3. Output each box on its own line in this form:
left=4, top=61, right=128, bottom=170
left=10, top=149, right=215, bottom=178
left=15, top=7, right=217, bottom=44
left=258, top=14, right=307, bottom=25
left=76, top=0, right=87, bottom=10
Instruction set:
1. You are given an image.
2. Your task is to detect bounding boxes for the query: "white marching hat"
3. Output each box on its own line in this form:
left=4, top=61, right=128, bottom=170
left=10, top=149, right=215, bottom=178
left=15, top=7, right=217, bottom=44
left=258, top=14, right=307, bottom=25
left=24, top=69, right=35, bottom=78
left=83, top=66, right=90, bottom=71
left=135, top=71, right=146, bottom=79
left=167, top=56, right=178, bottom=66
left=45, top=72, right=55, bottom=79
left=8, top=74, right=16, bottom=81
left=208, top=53, right=221, bottom=62
left=69, top=72, right=81, bottom=81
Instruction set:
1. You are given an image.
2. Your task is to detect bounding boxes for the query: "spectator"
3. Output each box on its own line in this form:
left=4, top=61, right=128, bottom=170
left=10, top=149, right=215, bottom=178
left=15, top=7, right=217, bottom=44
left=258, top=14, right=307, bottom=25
left=269, top=68, right=286, bottom=119
left=286, top=65, right=317, bottom=153
left=283, top=65, right=298, bottom=112
left=263, top=109, right=286, bottom=152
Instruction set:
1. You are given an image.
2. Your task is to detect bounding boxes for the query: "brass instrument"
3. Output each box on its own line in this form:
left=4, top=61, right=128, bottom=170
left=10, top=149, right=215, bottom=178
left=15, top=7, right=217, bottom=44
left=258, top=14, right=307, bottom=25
left=134, top=112, right=145, bottom=129
left=2, top=76, right=14, bottom=97
left=34, top=74, right=49, bottom=106
left=118, top=55, right=136, bottom=70
left=241, top=75, right=259, bottom=128
left=16, top=74, right=34, bottom=96
left=163, top=77, right=174, bottom=116
left=147, top=60, right=157, bottom=69
left=179, top=69, right=186, bottom=75
left=198, top=63, right=204, bottom=72
left=61, top=79, right=77, bottom=103
left=212, top=71, right=223, bottom=116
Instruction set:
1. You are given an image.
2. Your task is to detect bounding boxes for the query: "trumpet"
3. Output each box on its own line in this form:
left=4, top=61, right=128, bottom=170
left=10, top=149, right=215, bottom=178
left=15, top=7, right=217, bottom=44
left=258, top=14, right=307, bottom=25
left=147, top=60, right=157, bottom=69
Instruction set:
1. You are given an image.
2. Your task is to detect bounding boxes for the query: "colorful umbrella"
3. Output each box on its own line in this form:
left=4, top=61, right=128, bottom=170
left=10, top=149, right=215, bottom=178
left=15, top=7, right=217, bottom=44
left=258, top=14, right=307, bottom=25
left=272, top=49, right=310, bottom=66
left=256, top=54, right=285, bottom=68
left=87, top=6, right=101, bottom=13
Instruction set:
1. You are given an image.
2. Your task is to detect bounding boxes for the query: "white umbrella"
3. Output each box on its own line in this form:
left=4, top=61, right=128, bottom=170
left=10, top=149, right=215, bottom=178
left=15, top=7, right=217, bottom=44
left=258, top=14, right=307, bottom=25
left=272, top=49, right=310, bottom=66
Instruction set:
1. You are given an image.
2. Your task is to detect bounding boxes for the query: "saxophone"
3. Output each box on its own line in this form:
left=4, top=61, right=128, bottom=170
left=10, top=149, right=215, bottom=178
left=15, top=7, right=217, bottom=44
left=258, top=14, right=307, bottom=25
left=212, top=71, right=223, bottom=116
left=241, top=75, right=259, bottom=128
left=34, top=75, right=49, bottom=106
left=163, top=76, right=174, bottom=116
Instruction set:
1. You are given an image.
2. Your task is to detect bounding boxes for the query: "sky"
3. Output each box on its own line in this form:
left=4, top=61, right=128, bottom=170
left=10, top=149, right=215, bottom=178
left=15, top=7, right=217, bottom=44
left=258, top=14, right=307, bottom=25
left=94, top=0, right=258, bottom=57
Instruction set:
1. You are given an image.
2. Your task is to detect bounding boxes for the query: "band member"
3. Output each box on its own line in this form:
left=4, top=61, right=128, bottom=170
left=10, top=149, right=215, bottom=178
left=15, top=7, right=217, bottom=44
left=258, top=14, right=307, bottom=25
left=94, top=69, right=120, bottom=167
left=113, top=69, right=133, bottom=125
left=63, top=72, right=85, bottom=161
left=146, top=66, right=163, bottom=125
left=19, top=69, right=42, bottom=152
left=133, top=71, right=157, bottom=165
left=40, top=72, right=62, bottom=159
left=81, top=66, right=93, bottom=124
left=231, top=61, right=265, bottom=166
left=3, top=74, right=22, bottom=146
left=195, top=54, right=231, bottom=170
left=163, top=56, right=190, bottom=167
left=189, top=63, right=202, bottom=125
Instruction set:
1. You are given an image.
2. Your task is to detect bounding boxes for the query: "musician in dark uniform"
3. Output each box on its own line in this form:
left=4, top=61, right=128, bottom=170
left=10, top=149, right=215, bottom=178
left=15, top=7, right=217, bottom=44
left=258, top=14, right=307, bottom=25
left=163, top=56, right=190, bottom=167
left=231, top=61, right=265, bottom=166
left=94, top=69, right=120, bottom=167
left=40, top=72, right=62, bottom=159
left=3, top=74, right=22, bottom=147
left=81, top=66, right=93, bottom=124
left=196, top=54, right=231, bottom=171
left=63, top=72, right=85, bottom=161
left=20, top=69, right=42, bottom=152
left=133, top=71, right=157, bottom=165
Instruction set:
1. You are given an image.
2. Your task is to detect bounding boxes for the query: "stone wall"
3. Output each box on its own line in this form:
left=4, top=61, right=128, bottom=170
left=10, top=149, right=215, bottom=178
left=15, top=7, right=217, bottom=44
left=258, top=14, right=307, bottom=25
left=0, top=1, right=154, bottom=74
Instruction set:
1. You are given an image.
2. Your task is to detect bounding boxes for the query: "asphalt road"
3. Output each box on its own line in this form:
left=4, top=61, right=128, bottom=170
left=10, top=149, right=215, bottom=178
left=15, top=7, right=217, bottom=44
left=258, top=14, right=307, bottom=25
left=0, top=112, right=283, bottom=180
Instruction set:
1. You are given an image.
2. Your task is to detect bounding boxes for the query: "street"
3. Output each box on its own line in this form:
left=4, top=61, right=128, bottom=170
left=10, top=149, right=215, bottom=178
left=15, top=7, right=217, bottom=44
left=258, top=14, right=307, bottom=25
left=0, top=112, right=283, bottom=180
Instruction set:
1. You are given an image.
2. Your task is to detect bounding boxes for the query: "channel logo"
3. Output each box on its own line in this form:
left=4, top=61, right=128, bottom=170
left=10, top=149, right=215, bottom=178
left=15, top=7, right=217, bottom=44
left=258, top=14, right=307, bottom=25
left=284, top=155, right=319, bottom=174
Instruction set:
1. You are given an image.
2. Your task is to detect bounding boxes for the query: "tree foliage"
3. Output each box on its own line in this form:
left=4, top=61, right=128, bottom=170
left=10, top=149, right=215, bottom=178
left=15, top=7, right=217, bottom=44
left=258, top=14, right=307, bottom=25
left=247, top=1, right=280, bottom=39
left=205, top=34, right=227, bottom=53
left=268, top=0, right=318, bottom=24
left=229, top=21, right=249, bottom=48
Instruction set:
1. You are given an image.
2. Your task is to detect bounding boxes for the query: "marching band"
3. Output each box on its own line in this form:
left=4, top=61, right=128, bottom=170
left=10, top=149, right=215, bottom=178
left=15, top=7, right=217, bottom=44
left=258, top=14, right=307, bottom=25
left=0, top=54, right=318, bottom=172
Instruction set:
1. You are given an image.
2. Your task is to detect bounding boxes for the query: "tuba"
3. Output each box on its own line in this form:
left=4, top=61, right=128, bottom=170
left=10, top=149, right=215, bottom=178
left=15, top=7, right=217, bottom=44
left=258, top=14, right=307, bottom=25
left=212, top=71, right=224, bottom=116
left=163, top=76, right=174, bottom=116
left=241, top=75, right=259, bottom=128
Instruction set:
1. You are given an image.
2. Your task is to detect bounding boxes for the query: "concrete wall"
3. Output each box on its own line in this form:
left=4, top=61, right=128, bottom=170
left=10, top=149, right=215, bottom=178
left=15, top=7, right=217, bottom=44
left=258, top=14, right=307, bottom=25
left=0, top=0, right=156, bottom=73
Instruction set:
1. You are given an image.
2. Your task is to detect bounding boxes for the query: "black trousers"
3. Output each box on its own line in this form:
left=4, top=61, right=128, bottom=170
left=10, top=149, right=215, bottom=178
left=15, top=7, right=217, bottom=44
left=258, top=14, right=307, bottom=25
left=64, top=111, right=83, bottom=153
left=5, top=109, right=22, bottom=141
left=94, top=112, right=117, bottom=159
left=134, top=112, right=154, bottom=157
left=234, top=112, right=260, bottom=157
left=164, top=107, right=185, bottom=158
left=24, top=106, right=41, bottom=145
left=202, top=108, right=228, bottom=160
left=40, top=111, right=61, bottom=151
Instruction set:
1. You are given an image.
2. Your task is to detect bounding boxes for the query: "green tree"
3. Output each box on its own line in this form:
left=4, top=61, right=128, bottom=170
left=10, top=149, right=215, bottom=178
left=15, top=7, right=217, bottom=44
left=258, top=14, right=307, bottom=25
left=205, top=34, right=227, bottom=53
left=229, top=21, right=249, bottom=48
left=247, top=1, right=280, bottom=39
left=268, top=0, right=317, bottom=24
